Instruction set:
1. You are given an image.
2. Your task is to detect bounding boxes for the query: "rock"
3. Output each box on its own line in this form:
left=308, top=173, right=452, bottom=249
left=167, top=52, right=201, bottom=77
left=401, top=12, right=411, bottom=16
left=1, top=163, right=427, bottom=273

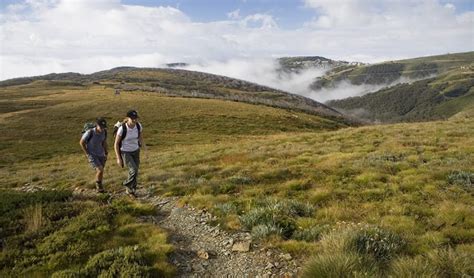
left=232, top=241, right=251, bottom=252
left=197, top=249, right=209, bottom=259
left=183, top=265, right=192, bottom=272
left=280, top=253, right=292, bottom=261
left=265, top=263, right=274, bottom=270
left=192, top=263, right=205, bottom=272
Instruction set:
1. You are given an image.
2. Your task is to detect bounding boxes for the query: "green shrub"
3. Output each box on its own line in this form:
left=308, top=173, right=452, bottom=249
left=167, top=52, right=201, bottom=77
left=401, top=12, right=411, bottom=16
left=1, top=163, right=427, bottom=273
left=351, top=226, right=407, bottom=264
left=82, top=246, right=153, bottom=277
left=213, top=183, right=238, bottom=195
left=239, top=199, right=310, bottom=239
left=292, top=225, right=330, bottom=242
left=0, top=190, right=72, bottom=216
left=447, top=171, right=473, bottom=189
left=228, top=175, right=253, bottom=185
left=251, top=224, right=281, bottom=239
left=214, top=202, right=239, bottom=215
left=286, top=199, right=314, bottom=217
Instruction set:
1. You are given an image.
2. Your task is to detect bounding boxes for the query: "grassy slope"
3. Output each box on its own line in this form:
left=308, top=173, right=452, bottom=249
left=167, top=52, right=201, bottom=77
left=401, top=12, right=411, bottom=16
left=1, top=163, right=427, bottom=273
left=315, top=51, right=474, bottom=88
left=0, top=82, right=346, bottom=168
left=0, top=67, right=352, bottom=124
left=327, top=67, right=474, bottom=122
left=1, top=82, right=473, bottom=276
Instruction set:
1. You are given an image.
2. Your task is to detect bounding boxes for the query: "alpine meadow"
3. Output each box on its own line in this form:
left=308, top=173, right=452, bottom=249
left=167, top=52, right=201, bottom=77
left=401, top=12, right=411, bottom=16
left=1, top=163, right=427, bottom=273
left=1, top=51, right=473, bottom=277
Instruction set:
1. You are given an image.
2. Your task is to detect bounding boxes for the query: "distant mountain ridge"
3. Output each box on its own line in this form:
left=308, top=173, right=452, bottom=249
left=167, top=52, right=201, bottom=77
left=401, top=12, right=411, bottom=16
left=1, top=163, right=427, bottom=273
left=0, top=67, right=358, bottom=126
left=327, top=63, right=474, bottom=122
left=278, top=56, right=364, bottom=74
left=312, top=52, right=474, bottom=90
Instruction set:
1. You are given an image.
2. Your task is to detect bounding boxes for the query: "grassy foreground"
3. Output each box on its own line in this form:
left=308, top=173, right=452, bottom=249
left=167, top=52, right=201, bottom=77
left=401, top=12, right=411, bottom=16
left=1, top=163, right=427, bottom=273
left=0, top=190, right=174, bottom=277
left=1, top=82, right=473, bottom=276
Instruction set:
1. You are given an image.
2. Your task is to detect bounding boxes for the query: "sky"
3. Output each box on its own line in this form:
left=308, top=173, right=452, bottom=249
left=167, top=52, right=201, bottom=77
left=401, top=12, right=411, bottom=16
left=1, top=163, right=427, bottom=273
left=0, top=0, right=473, bottom=93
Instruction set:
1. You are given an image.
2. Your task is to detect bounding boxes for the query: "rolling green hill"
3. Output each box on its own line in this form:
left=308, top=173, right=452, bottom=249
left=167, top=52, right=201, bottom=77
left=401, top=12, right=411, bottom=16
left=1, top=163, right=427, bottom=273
left=312, top=51, right=474, bottom=90
left=1, top=69, right=473, bottom=276
left=0, top=81, right=351, bottom=167
left=0, top=67, right=355, bottom=125
left=327, top=66, right=474, bottom=122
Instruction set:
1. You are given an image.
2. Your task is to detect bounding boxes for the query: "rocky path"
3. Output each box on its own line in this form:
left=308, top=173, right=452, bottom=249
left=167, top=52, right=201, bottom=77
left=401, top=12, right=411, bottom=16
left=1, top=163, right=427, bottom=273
left=136, top=191, right=302, bottom=277
left=21, top=185, right=303, bottom=277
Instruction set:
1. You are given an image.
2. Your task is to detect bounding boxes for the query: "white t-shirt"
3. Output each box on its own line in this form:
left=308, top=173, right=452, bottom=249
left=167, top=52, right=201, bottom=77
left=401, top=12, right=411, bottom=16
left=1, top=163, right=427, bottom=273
left=117, top=123, right=142, bottom=152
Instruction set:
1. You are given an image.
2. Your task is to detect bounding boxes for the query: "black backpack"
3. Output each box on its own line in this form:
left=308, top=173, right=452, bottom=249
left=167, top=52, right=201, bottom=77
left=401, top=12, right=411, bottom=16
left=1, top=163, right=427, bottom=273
left=113, top=121, right=141, bottom=148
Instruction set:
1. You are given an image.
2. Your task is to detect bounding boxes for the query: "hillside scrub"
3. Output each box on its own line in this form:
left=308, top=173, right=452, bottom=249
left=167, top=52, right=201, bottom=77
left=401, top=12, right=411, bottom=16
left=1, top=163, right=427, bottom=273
left=312, top=51, right=474, bottom=90
left=0, top=189, right=174, bottom=277
left=1, top=79, right=473, bottom=276
left=328, top=69, right=474, bottom=123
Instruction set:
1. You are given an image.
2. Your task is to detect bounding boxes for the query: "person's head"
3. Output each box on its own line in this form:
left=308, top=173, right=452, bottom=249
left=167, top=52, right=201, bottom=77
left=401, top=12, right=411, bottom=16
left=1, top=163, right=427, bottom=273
left=126, top=110, right=139, bottom=122
left=96, top=117, right=107, bottom=131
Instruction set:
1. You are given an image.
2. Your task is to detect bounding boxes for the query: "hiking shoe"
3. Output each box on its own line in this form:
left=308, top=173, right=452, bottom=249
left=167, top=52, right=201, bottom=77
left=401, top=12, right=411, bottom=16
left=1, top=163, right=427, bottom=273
left=126, top=187, right=137, bottom=198
left=96, top=183, right=105, bottom=193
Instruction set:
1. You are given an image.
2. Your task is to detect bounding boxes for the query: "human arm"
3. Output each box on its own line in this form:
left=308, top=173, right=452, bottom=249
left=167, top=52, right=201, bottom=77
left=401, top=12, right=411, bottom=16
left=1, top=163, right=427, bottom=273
left=103, top=140, right=108, bottom=159
left=114, top=131, right=123, bottom=167
left=79, top=131, right=90, bottom=158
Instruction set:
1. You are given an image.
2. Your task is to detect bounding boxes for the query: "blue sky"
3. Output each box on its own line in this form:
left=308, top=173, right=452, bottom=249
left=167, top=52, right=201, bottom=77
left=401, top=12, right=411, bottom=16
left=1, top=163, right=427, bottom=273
left=2, top=0, right=471, bottom=29
left=120, top=0, right=315, bottom=28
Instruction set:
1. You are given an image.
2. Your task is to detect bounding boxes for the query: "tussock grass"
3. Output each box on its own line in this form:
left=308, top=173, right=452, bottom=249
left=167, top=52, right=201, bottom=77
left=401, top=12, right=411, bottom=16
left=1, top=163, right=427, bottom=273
left=0, top=190, right=174, bottom=277
left=1, top=81, right=473, bottom=275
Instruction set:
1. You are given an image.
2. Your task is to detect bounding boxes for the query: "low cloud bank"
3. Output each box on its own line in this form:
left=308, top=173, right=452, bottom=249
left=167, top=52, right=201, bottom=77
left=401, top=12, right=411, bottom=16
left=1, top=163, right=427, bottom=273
left=178, top=60, right=434, bottom=104
left=181, top=58, right=326, bottom=98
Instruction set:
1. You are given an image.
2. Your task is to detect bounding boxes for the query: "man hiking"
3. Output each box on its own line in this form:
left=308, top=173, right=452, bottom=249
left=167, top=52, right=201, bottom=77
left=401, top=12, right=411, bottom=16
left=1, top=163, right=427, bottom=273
left=80, top=117, right=108, bottom=193
left=114, top=110, right=144, bottom=197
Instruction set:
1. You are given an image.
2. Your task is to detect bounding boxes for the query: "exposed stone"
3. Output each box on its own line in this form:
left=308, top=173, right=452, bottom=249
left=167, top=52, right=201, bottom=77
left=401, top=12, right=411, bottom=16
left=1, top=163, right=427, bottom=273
left=232, top=241, right=251, bottom=252
left=197, top=249, right=209, bottom=259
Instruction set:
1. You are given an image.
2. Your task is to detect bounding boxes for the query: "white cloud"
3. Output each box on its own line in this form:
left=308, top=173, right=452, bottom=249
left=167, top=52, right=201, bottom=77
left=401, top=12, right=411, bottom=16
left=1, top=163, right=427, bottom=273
left=227, top=9, right=240, bottom=20
left=183, top=58, right=326, bottom=97
left=0, top=0, right=472, bottom=104
left=241, top=13, right=278, bottom=29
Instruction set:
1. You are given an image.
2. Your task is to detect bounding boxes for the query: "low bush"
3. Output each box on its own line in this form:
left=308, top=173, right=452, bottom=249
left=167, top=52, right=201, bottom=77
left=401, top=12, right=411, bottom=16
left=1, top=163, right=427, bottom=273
left=0, top=190, right=173, bottom=277
left=292, top=225, right=330, bottom=242
left=447, top=171, right=473, bottom=189
left=351, top=226, right=407, bottom=264
left=240, top=198, right=314, bottom=239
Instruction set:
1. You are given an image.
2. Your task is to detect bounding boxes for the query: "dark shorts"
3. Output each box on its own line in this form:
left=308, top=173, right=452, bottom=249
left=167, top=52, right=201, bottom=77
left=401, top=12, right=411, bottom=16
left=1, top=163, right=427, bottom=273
left=88, top=154, right=106, bottom=170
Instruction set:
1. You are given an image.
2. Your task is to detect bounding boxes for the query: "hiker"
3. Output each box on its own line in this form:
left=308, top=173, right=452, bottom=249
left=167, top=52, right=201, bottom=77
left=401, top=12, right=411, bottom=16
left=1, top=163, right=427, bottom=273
left=114, top=110, right=144, bottom=197
left=79, top=118, right=108, bottom=193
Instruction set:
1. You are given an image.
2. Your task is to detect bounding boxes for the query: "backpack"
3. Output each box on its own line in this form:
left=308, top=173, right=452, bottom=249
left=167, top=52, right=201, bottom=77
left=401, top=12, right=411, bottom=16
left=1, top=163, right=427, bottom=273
left=113, top=121, right=141, bottom=148
left=82, top=122, right=107, bottom=143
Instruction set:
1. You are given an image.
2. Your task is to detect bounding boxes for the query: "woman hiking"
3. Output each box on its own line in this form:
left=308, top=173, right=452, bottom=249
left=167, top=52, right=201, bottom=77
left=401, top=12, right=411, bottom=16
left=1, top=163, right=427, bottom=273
left=114, top=110, right=144, bottom=197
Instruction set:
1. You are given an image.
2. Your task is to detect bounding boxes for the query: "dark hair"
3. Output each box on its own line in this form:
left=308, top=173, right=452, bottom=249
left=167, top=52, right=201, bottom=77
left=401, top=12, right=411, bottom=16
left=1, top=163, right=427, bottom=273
left=96, top=117, right=107, bottom=128
left=126, top=110, right=139, bottom=119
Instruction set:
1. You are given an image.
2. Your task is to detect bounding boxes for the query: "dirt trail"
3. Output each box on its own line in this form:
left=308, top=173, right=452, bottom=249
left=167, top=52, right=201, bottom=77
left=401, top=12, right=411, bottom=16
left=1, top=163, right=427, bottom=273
left=20, top=185, right=303, bottom=277
left=134, top=189, right=302, bottom=277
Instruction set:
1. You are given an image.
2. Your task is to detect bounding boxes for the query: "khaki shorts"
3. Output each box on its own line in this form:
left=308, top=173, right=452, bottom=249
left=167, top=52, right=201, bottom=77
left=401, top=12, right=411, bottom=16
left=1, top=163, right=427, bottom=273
left=87, top=154, right=106, bottom=169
